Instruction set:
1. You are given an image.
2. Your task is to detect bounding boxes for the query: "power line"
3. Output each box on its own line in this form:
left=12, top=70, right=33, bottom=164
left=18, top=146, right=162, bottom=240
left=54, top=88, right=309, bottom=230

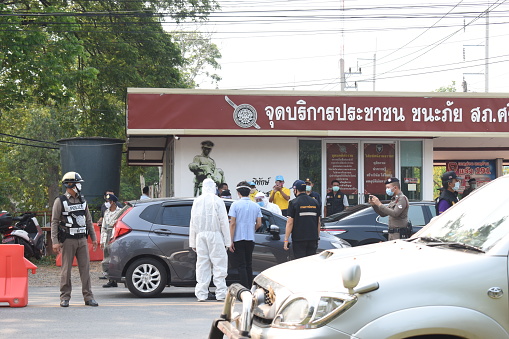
left=0, top=139, right=59, bottom=150
left=0, top=133, right=59, bottom=146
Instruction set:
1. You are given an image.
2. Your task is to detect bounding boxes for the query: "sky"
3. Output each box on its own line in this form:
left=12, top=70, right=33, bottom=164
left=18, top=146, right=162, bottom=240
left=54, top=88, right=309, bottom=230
left=173, top=0, right=509, bottom=93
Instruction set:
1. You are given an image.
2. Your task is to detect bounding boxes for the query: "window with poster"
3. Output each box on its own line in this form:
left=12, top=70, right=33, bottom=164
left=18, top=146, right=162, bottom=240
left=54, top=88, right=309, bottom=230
left=363, top=143, right=396, bottom=203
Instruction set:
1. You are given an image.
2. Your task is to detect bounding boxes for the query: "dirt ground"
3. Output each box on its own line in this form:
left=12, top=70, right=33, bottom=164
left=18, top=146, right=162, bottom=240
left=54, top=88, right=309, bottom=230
left=28, top=261, right=105, bottom=287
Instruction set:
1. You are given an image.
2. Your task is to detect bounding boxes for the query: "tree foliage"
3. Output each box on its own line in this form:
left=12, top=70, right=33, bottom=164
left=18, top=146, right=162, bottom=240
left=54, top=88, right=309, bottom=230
left=0, top=0, right=220, bottom=211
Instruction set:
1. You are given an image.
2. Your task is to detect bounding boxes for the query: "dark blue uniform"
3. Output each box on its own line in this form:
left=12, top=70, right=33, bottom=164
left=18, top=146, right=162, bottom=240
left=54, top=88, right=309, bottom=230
left=288, top=193, right=320, bottom=259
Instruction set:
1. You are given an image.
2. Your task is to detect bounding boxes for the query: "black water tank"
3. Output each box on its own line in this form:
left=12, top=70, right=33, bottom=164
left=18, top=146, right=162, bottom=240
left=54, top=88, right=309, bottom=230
left=58, top=137, right=124, bottom=208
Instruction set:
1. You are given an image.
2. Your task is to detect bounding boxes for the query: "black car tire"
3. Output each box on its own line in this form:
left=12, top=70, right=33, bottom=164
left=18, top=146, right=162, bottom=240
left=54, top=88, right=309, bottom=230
left=125, top=258, right=168, bottom=298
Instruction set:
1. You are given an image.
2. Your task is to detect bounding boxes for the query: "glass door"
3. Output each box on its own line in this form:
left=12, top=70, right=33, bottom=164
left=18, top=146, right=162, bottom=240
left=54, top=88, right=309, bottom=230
left=361, top=142, right=397, bottom=204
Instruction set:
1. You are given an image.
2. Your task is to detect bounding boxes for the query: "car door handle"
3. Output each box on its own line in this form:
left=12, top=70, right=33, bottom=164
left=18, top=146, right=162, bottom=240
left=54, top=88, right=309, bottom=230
left=153, top=228, right=173, bottom=235
left=382, top=230, right=388, bottom=234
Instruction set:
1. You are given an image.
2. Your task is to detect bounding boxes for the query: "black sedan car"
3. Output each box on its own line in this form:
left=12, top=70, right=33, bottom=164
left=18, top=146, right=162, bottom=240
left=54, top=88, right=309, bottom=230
left=103, top=198, right=350, bottom=297
left=321, top=201, right=436, bottom=247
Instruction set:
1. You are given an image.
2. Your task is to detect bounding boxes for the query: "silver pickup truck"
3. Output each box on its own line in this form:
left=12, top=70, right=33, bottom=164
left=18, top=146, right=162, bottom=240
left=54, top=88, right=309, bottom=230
left=210, top=174, right=509, bottom=339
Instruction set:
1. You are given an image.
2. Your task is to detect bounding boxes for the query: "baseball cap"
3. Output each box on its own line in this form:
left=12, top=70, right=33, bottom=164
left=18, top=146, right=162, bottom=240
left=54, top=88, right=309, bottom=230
left=441, top=171, right=458, bottom=181
left=248, top=181, right=256, bottom=186
left=275, top=175, right=284, bottom=181
left=292, top=180, right=307, bottom=191
left=468, top=178, right=476, bottom=183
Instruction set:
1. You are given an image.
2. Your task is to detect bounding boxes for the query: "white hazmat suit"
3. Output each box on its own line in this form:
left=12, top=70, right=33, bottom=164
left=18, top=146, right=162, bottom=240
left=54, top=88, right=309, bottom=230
left=190, top=178, right=231, bottom=301
left=255, top=192, right=282, bottom=216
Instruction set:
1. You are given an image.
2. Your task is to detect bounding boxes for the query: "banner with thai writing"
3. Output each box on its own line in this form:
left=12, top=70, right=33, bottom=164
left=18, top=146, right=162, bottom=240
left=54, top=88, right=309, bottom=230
left=446, top=160, right=496, bottom=190
left=364, top=143, right=395, bottom=195
left=127, top=89, right=509, bottom=136
left=326, top=143, right=358, bottom=194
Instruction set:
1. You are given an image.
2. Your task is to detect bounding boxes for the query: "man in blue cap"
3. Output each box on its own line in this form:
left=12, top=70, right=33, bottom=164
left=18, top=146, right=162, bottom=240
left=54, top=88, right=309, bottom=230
left=269, top=175, right=291, bottom=216
left=283, top=180, right=321, bottom=259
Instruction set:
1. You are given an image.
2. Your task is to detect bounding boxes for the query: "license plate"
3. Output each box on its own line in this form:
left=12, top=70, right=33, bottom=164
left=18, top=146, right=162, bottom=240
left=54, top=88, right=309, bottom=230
left=2, top=236, right=14, bottom=243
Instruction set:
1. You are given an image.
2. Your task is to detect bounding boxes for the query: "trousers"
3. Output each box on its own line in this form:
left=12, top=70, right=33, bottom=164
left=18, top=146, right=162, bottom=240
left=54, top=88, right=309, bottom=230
left=292, top=240, right=318, bottom=259
left=60, top=237, right=94, bottom=301
left=195, top=232, right=228, bottom=301
left=230, top=240, right=255, bottom=288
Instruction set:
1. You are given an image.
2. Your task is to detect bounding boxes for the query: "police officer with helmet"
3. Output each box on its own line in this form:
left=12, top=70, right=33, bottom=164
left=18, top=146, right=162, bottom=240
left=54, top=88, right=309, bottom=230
left=436, top=171, right=460, bottom=214
left=51, top=171, right=99, bottom=307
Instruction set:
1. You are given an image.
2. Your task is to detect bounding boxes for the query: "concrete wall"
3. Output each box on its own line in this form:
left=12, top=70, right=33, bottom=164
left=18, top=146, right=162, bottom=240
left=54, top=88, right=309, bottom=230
left=174, top=137, right=299, bottom=197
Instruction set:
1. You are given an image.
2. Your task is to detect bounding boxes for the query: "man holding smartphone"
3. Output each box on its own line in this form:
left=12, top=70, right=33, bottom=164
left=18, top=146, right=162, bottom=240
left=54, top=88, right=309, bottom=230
left=368, top=177, right=409, bottom=240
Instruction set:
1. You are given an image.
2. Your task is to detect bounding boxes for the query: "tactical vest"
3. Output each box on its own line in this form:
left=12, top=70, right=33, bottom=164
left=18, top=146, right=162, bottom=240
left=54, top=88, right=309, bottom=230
left=436, top=190, right=459, bottom=215
left=59, top=195, right=88, bottom=238
left=326, top=191, right=345, bottom=216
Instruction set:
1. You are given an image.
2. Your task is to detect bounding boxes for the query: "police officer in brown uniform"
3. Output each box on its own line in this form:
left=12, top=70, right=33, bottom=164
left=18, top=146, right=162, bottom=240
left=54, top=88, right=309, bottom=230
left=51, top=172, right=99, bottom=307
left=369, top=177, right=409, bottom=240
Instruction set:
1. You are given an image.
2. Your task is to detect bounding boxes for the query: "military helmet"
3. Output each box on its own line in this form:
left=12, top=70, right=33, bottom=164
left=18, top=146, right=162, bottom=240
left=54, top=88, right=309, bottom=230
left=62, top=171, right=84, bottom=185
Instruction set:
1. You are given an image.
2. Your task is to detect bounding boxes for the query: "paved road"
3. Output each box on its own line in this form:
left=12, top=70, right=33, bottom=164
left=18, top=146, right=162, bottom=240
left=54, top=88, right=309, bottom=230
left=0, top=285, right=224, bottom=339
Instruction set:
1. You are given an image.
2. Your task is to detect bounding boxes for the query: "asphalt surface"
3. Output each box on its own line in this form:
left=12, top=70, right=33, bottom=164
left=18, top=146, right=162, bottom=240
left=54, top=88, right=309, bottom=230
left=0, top=285, right=224, bottom=339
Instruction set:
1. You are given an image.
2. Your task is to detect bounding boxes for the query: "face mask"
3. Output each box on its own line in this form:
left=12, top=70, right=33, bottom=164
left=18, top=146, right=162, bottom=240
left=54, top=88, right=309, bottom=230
left=453, top=181, right=460, bottom=191
left=332, top=186, right=340, bottom=192
left=306, top=185, right=312, bottom=192
left=386, top=188, right=394, bottom=196
left=470, top=184, right=477, bottom=189
left=257, top=201, right=264, bottom=207
left=105, top=202, right=111, bottom=209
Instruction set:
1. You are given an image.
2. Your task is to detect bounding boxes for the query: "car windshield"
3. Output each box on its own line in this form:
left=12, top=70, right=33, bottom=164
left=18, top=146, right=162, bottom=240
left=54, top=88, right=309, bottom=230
left=418, top=176, right=509, bottom=252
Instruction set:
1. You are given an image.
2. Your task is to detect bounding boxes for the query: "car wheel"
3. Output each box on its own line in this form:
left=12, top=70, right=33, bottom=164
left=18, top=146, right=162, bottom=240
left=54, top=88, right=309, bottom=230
left=125, top=258, right=168, bottom=298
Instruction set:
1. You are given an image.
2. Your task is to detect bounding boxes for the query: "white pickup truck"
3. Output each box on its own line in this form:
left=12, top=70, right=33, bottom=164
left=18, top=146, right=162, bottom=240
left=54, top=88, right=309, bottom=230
left=210, top=174, right=509, bottom=339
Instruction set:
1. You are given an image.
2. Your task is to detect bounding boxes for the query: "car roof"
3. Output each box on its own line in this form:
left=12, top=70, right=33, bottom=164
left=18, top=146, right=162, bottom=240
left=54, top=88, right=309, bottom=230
left=322, top=201, right=435, bottom=223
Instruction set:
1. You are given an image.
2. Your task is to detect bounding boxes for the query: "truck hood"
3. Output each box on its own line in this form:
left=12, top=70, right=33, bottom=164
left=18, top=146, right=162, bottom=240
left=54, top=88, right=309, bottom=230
left=256, top=239, right=499, bottom=295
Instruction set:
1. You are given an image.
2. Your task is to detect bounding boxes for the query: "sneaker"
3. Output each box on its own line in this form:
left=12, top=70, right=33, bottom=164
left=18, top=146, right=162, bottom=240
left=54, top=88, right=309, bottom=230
left=103, top=280, right=118, bottom=288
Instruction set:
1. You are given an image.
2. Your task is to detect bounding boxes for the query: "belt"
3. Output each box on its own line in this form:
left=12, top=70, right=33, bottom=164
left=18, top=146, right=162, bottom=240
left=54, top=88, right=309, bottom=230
left=388, top=228, right=403, bottom=233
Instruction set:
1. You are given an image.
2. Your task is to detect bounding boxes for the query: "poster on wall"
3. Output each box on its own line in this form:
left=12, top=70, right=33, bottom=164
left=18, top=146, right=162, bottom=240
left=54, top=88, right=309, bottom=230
left=446, top=160, right=496, bottom=191
left=364, top=143, right=395, bottom=195
left=326, top=143, right=358, bottom=194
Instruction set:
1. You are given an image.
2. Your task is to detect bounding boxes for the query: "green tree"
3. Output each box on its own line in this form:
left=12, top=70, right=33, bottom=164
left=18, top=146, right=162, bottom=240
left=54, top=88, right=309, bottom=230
left=434, top=81, right=457, bottom=93
left=0, top=0, right=221, bottom=211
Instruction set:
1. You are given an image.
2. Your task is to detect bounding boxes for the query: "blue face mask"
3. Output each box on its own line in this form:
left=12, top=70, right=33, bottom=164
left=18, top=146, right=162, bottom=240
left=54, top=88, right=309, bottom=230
left=257, top=201, right=264, bottom=207
left=306, top=185, right=312, bottom=192
left=386, top=187, right=394, bottom=196
left=332, top=186, right=340, bottom=192
left=453, top=181, right=460, bottom=191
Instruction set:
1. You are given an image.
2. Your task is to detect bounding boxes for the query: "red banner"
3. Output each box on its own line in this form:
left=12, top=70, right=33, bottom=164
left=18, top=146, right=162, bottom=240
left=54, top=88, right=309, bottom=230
left=364, top=143, right=395, bottom=195
left=326, top=143, right=358, bottom=194
left=127, top=90, right=509, bottom=135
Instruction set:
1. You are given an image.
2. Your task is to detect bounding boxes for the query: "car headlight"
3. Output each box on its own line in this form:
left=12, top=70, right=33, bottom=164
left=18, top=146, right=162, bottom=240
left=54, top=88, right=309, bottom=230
left=272, top=293, right=357, bottom=329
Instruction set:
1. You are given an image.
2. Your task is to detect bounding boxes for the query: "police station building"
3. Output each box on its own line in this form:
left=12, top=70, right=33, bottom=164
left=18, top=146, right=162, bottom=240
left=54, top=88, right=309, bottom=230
left=125, top=88, right=509, bottom=205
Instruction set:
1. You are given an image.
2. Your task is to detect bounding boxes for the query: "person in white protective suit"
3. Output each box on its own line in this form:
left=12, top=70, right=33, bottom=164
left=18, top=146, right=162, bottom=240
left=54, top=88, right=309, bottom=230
left=190, top=178, right=231, bottom=302
left=255, top=192, right=282, bottom=216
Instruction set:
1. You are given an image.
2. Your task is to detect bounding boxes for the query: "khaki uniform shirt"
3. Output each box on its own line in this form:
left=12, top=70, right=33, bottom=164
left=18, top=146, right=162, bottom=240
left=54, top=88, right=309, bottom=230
left=51, top=192, right=96, bottom=245
left=372, top=192, right=409, bottom=229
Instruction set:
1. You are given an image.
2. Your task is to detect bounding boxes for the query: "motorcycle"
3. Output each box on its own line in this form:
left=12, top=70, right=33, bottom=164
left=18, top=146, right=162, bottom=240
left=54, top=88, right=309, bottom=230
left=0, top=211, right=44, bottom=260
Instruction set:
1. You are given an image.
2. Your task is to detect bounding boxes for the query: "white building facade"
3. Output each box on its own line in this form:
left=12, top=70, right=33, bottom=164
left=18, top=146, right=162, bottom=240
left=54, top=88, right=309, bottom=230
left=126, top=88, right=509, bottom=204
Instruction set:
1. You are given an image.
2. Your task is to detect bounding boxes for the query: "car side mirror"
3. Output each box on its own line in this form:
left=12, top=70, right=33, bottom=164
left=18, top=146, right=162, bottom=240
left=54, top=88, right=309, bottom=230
left=342, top=263, right=361, bottom=294
left=270, top=225, right=280, bottom=240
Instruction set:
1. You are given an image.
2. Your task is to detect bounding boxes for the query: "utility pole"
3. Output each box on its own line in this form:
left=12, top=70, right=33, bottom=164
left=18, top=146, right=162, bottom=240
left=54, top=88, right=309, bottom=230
left=485, top=5, right=489, bottom=92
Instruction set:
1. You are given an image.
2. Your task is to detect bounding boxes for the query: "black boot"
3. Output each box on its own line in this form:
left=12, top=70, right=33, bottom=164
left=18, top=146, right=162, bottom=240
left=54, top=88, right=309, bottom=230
left=103, top=280, right=118, bottom=288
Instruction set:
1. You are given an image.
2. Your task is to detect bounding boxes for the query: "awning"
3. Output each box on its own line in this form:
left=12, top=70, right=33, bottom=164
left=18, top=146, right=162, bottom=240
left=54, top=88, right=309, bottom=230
left=126, top=136, right=170, bottom=166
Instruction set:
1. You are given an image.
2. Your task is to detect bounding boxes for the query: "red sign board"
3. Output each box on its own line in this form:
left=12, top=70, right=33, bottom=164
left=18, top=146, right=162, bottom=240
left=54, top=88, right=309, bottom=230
left=127, top=90, right=509, bottom=135
left=363, top=143, right=395, bottom=195
left=326, top=143, right=358, bottom=194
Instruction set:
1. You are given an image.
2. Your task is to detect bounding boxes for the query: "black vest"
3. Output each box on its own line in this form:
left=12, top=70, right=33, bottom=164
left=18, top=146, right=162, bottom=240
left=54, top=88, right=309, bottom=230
left=326, top=190, right=345, bottom=216
left=436, top=190, right=459, bottom=214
